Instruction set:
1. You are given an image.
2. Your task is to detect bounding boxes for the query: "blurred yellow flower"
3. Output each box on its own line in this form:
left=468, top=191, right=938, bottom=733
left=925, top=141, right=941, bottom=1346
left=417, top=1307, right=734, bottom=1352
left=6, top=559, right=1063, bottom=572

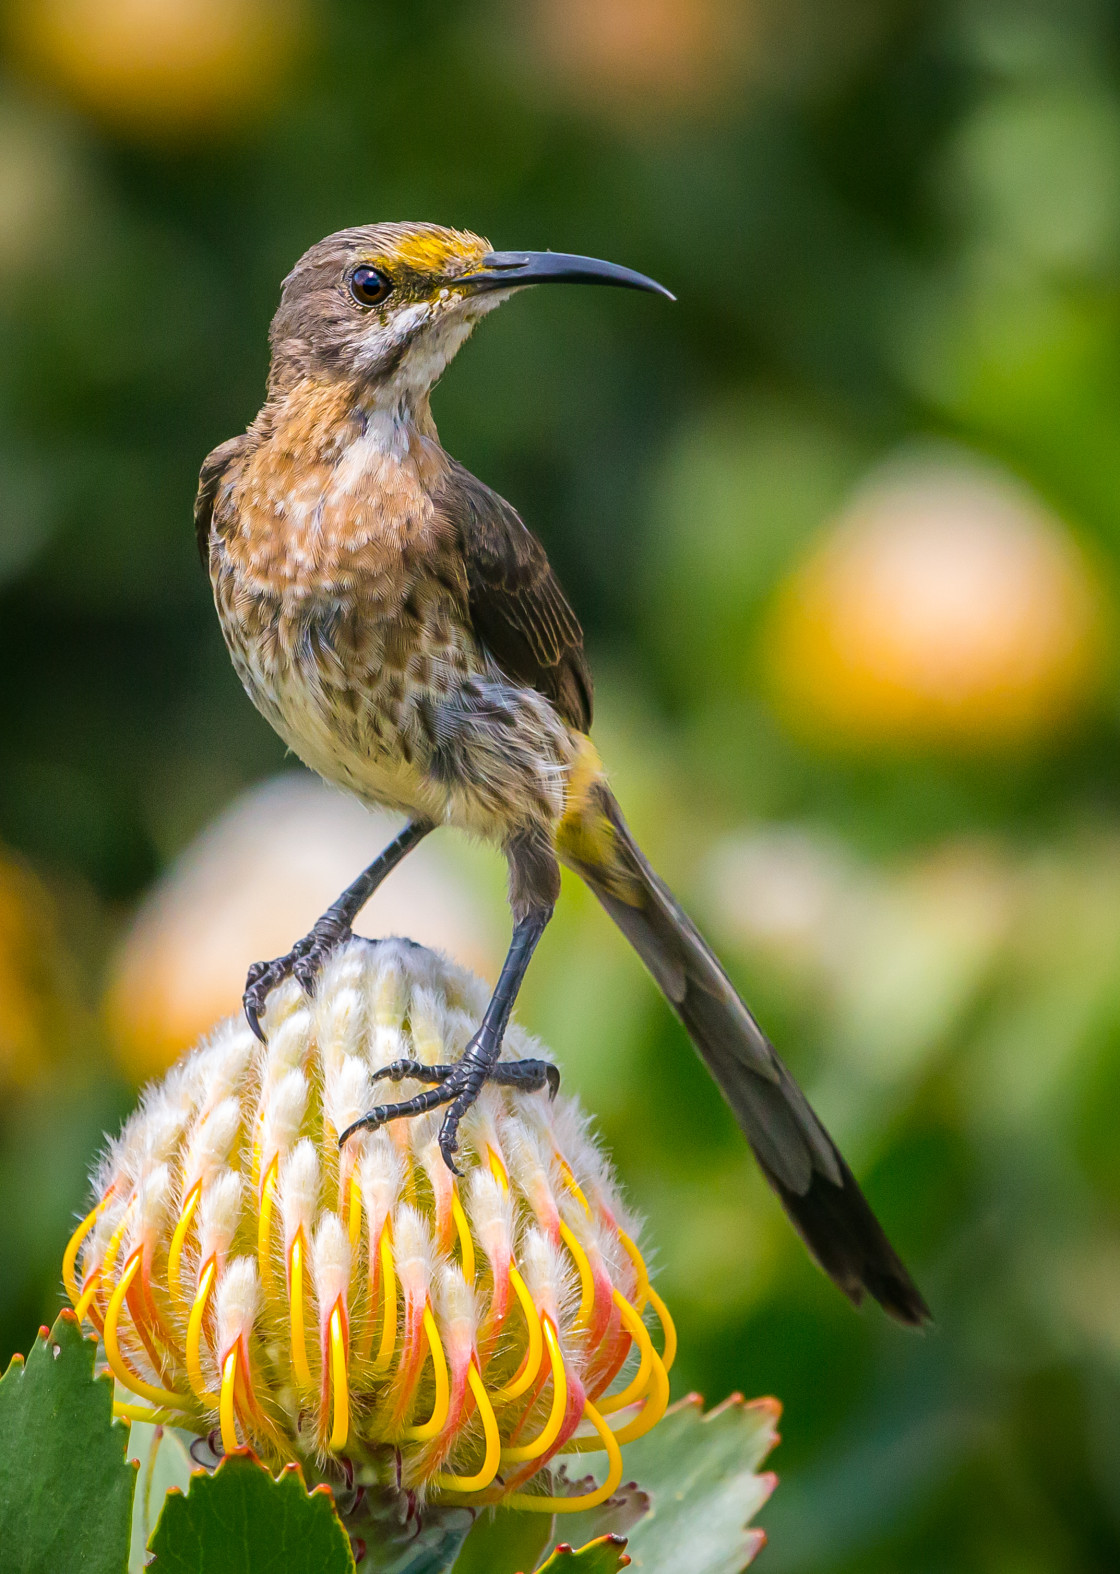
left=0, top=848, right=73, bottom=1089
left=105, top=774, right=502, bottom=1084
left=766, top=449, right=1108, bottom=750
left=9, top=0, right=303, bottom=138
left=67, top=939, right=673, bottom=1508
left=529, top=0, right=748, bottom=110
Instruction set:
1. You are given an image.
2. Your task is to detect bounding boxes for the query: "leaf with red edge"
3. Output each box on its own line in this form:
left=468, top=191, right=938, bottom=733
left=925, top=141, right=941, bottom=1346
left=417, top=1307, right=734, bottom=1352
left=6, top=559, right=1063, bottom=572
left=0, top=1309, right=136, bottom=1574
left=554, top=1394, right=779, bottom=1574
left=146, top=1450, right=355, bottom=1574
left=534, top=1536, right=631, bottom=1574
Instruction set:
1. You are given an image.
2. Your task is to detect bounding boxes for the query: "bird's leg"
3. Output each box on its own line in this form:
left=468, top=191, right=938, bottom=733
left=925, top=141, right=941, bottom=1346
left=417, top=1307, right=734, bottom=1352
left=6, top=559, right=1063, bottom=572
left=243, top=818, right=433, bottom=1039
left=340, top=830, right=560, bottom=1172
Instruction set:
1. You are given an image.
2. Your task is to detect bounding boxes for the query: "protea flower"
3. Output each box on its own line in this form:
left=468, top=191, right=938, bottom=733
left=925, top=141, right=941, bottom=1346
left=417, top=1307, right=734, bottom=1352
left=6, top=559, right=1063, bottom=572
left=62, top=937, right=674, bottom=1513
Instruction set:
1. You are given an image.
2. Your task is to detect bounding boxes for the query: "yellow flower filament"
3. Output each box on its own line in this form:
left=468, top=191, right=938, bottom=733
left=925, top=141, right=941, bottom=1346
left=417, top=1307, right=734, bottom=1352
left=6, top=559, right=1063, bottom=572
left=105, top=1252, right=189, bottom=1410
left=617, top=1229, right=676, bottom=1372
left=62, top=1202, right=103, bottom=1306
left=288, top=1230, right=313, bottom=1389
left=219, top=1347, right=240, bottom=1455
left=167, top=1182, right=202, bottom=1308
left=492, top=1266, right=543, bottom=1402
left=558, top=1221, right=596, bottom=1329
left=113, top=1400, right=176, bottom=1425
left=646, top=1283, right=677, bottom=1373
left=507, top=1398, right=622, bottom=1513
left=75, top=1274, right=102, bottom=1324
left=556, top=1157, right=592, bottom=1217
left=328, top=1301, right=350, bottom=1450
left=596, top=1290, right=652, bottom=1414
left=617, top=1228, right=649, bottom=1312
left=610, top=1338, right=669, bottom=1445
left=432, top=1362, right=501, bottom=1492
left=568, top=1292, right=670, bottom=1449
left=401, top=1306, right=450, bottom=1441
left=500, top=1317, right=567, bottom=1463
left=99, top=1207, right=133, bottom=1287
left=451, top=1190, right=475, bottom=1284
left=186, top=1258, right=219, bottom=1403
left=370, top=1221, right=398, bottom=1375
left=257, top=1159, right=279, bottom=1301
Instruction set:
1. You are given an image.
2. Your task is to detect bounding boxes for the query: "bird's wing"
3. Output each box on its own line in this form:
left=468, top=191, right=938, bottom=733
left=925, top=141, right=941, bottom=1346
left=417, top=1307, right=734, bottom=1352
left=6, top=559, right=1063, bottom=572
left=194, top=435, right=250, bottom=566
left=435, top=460, right=594, bottom=733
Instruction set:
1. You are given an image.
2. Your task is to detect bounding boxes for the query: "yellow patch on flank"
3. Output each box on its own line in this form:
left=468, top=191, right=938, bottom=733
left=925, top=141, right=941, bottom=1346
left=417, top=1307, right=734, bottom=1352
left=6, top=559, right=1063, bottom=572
left=556, top=737, right=615, bottom=868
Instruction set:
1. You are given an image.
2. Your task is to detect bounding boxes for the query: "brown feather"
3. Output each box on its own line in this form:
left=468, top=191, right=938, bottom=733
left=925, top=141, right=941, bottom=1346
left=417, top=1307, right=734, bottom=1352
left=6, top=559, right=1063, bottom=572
left=194, top=434, right=250, bottom=566
left=434, top=459, right=593, bottom=733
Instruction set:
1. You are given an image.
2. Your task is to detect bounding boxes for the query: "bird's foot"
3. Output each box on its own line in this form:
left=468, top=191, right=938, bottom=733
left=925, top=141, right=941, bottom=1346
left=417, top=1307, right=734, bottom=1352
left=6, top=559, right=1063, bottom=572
left=339, top=1046, right=559, bottom=1173
left=243, top=916, right=353, bottom=1041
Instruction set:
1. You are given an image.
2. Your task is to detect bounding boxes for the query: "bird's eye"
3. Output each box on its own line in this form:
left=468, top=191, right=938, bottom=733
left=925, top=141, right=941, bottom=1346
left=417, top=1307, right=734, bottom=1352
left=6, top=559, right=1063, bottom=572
left=350, top=265, right=393, bottom=307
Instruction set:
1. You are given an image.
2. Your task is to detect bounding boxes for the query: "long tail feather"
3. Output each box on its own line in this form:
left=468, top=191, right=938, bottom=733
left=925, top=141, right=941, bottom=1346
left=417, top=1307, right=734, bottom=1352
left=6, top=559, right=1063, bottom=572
left=558, top=781, right=930, bottom=1326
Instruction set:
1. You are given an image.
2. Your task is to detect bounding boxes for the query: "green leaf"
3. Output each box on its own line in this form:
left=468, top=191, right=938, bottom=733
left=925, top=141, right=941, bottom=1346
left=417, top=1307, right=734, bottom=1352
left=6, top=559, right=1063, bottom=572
left=449, top=1507, right=555, bottom=1574
left=535, top=1536, right=630, bottom=1574
left=608, top=1395, right=779, bottom=1574
left=553, top=1394, right=778, bottom=1574
left=0, top=1309, right=137, bottom=1574
left=146, top=1451, right=356, bottom=1574
left=126, top=1423, right=196, bottom=1573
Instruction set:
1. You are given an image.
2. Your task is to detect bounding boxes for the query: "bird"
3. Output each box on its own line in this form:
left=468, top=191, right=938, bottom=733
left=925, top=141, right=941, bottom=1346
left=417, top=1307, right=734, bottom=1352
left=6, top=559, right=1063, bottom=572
left=197, top=221, right=930, bottom=1326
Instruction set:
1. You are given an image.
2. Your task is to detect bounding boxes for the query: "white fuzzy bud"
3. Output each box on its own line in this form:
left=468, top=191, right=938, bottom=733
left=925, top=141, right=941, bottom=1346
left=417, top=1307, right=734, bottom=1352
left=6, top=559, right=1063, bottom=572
left=504, top=1123, right=560, bottom=1235
left=215, top=1256, right=260, bottom=1358
left=357, top=1135, right=403, bottom=1246
left=182, top=1097, right=241, bottom=1194
left=198, top=1169, right=243, bottom=1268
left=196, top=1029, right=255, bottom=1112
left=311, top=1212, right=352, bottom=1314
left=434, top=1263, right=477, bottom=1363
left=263, top=1006, right=312, bottom=1078
left=259, top=1069, right=308, bottom=1174
left=324, top=1055, right=370, bottom=1139
left=520, top=1226, right=574, bottom=1332
left=409, top=986, right=451, bottom=1068
left=466, top=1170, right=512, bottom=1272
left=279, top=1138, right=319, bottom=1252
left=393, top=1204, right=434, bottom=1310
left=133, top=1163, right=174, bottom=1250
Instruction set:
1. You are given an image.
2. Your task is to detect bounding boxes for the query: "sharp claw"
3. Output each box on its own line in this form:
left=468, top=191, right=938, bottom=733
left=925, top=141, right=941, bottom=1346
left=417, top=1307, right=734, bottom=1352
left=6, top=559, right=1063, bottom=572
left=339, top=1115, right=374, bottom=1148
left=244, top=1001, right=266, bottom=1043
left=545, top=1064, right=561, bottom=1099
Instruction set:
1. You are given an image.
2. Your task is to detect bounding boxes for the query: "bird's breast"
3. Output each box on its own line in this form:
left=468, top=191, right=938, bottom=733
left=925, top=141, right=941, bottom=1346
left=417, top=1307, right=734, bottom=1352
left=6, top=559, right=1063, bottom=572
left=214, top=386, right=456, bottom=611
left=207, top=388, right=486, bottom=817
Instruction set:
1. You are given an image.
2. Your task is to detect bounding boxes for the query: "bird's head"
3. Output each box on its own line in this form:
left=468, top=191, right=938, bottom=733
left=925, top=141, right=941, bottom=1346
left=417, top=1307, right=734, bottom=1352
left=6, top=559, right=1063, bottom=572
left=267, top=221, right=672, bottom=406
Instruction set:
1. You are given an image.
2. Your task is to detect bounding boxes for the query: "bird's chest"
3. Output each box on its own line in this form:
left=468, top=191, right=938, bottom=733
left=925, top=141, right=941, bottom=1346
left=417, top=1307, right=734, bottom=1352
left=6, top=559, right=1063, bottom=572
left=217, top=409, right=451, bottom=603
left=210, top=415, right=474, bottom=802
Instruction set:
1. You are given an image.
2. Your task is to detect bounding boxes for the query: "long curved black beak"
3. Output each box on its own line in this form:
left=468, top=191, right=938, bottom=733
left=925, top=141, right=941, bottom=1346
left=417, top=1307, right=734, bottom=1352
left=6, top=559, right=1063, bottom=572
left=463, top=250, right=674, bottom=301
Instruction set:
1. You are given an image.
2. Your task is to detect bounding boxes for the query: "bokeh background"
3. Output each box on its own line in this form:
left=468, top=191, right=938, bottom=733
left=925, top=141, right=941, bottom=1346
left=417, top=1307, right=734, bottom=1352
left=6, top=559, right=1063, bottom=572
left=3, top=0, right=1120, bottom=1566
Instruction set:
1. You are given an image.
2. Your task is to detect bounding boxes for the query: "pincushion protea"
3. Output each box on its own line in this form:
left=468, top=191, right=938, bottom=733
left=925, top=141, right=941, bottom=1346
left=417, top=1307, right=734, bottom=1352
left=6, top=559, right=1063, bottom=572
left=62, top=937, right=674, bottom=1512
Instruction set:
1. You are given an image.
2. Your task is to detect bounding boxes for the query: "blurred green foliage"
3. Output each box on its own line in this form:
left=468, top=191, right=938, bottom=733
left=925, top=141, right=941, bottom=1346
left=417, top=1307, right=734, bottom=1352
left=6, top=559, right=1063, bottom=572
left=6, top=0, right=1120, bottom=1568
